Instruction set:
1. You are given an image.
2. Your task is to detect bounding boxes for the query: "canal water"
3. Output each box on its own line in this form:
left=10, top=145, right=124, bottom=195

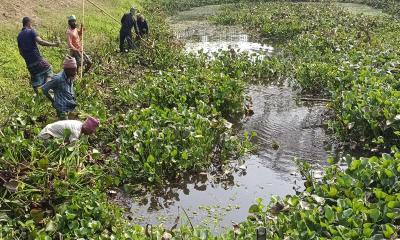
left=115, top=5, right=332, bottom=233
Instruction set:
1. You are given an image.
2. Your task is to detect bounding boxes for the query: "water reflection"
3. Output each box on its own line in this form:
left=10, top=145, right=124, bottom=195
left=185, top=34, right=274, bottom=57
left=173, top=25, right=273, bottom=58
left=114, top=157, right=299, bottom=230
left=114, top=5, right=332, bottom=232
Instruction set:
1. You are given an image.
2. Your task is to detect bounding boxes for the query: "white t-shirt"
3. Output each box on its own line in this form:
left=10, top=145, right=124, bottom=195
left=38, top=120, right=83, bottom=142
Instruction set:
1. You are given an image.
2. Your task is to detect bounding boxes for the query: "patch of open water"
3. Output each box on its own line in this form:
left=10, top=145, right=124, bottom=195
left=115, top=5, right=333, bottom=232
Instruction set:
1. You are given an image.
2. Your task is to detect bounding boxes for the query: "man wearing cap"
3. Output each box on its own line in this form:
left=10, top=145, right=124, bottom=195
left=17, top=17, right=60, bottom=94
left=38, top=116, right=100, bottom=142
left=41, top=57, right=78, bottom=120
left=66, top=15, right=92, bottom=73
left=119, top=6, right=140, bottom=52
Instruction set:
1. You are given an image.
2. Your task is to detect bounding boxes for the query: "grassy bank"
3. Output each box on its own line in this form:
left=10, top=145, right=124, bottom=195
left=0, top=0, right=134, bottom=122
left=0, top=0, right=259, bottom=238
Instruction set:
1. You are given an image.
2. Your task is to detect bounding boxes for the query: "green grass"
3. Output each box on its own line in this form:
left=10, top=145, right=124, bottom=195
left=0, top=0, right=133, bottom=122
left=0, top=0, right=260, bottom=238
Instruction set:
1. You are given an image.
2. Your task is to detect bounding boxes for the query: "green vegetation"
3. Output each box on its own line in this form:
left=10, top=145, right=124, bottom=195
left=207, top=2, right=400, bottom=239
left=153, top=0, right=400, bottom=17
left=1, top=0, right=400, bottom=238
left=0, top=0, right=252, bottom=239
left=213, top=2, right=400, bottom=150
left=222, top=148, right=400, bottom=239
left=0, top=0, right=264, bottom=238
left=337, top=2, right=389, bottom=17
left=353, top=0, right=400, bottom=17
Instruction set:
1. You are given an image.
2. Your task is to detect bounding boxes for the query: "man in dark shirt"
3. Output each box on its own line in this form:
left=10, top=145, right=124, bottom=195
left=137, top=14, right=149, bottom=37
left=119, top=7, right=140, bottom=52
left=17, top=17, right=59, bottom=94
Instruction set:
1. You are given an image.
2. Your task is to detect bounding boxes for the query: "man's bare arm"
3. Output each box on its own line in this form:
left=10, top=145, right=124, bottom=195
left=36, top=36, right=59, bottom=47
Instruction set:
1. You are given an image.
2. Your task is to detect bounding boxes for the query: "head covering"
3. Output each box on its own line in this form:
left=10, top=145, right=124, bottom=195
left=130, top=6, right=136, bottom=14
left=67, top=15, right=77, bottom=21
left=83, top=116, right=100, bottom=133
left=63, top=57, right=77, bottom=69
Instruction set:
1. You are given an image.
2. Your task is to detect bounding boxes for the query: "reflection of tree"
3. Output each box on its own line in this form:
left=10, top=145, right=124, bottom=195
left=131, top=167, right=237, bottom=212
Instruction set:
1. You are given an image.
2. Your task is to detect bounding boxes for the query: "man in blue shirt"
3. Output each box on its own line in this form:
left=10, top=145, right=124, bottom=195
left=119, top=6, right=140, bottom=52
left=17, top=17, right=59, bottom=94
left=41, top=57, right=77, bottom=120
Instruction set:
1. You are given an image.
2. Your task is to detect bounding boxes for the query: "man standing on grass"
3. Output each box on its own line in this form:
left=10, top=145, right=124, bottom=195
left=66, top=15, right=92, bottom=73
left=17, top=17, right=59, bottom=94
left=41, top=57, right=77, bottom=120
left=120, top=6, right=140, bottom=52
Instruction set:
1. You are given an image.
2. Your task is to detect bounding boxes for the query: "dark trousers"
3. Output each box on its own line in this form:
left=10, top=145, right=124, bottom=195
left=120, top=30, right=134, bottom=52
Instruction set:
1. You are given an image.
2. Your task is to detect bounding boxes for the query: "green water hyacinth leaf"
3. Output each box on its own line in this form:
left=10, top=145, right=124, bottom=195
left=324, top=206, right=335, bottom=223
left=383, top=224, right=395, bottom=238
left=248, top=204, right=260, bottom=214
left=65, top=211, right=77, bottom=220
left=147, top=154, right=155, bottom=163
left=181, top=151, right=189, bottom=160
left=385, top=169, right=394, bottom=177
left=342, top=208, right=353, bottom=219
left=328, top=187, right=338, bottom=197
left=350, top=159, right=361, bottom=170
left=171, top=149, right=178, bottom=157
left=368, top=208, right=380, bottom=222
left=373, top=189, right=387, bottom=199
left=287, top=196, right=299, bottom=207
left=387, top=201, right=399, bottom=208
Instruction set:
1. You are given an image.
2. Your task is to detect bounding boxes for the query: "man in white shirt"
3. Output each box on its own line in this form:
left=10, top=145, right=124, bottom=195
left=38, top=117, right=99, bottom=142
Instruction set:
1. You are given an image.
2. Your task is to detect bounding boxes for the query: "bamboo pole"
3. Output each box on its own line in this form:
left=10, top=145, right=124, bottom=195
left=86, top=0, right=119, bottom=23
left=80, top=0, right=85, bottom=78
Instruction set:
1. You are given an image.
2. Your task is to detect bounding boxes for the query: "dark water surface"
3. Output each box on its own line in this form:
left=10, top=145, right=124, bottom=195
left=115, top=5, right=332, bottom=232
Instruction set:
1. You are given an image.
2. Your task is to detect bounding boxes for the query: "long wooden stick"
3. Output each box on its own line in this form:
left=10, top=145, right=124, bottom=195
left=81, top=0, right=85, bottom=78
left=86, top=0, right=119, bottom=23
left=181, top=206, right=194, bottom=231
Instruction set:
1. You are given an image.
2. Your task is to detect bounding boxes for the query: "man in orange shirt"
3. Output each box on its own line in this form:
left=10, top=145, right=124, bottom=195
left=66, top=15, right=92, bottom=74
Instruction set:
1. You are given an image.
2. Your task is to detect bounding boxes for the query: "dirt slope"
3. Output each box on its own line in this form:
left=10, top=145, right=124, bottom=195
left=0, top=0, right=81, bottom=24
